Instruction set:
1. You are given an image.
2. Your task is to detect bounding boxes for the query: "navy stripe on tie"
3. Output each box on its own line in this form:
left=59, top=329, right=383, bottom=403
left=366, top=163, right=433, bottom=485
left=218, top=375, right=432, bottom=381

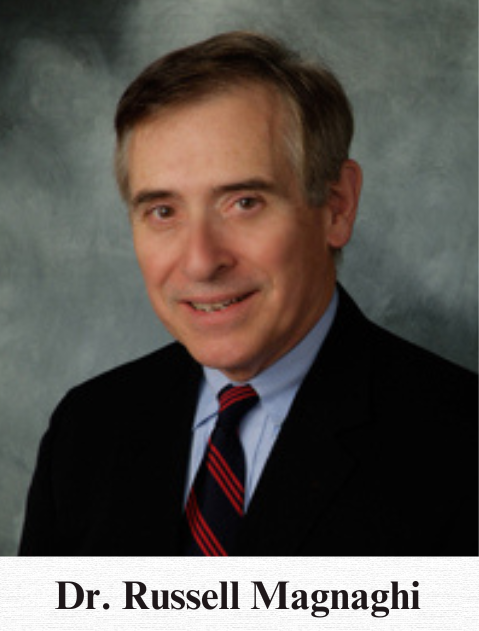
left=183, top=384, right=259, bottom=555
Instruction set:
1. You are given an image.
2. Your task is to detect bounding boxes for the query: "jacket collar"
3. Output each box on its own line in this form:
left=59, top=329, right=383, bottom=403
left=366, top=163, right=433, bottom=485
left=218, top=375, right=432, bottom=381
left=111, top=287, right=375, bottom=555
left=237, top=286, right=375, bottom=554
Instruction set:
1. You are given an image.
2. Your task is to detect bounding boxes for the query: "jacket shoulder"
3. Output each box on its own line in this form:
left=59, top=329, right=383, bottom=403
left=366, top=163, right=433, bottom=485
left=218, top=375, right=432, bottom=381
left=333, top=286, right=477, bottom=420
left=49, top=342, right=200, bottom=437
left=368, top=317, right=477, bottom=410
left=68, top=342, right=197, bottom=398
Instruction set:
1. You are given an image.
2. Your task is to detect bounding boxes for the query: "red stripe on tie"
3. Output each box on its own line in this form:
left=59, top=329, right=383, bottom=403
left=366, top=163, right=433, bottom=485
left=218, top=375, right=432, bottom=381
left=188, top=492, right=226, bottom=557
left=207, top=458, right=243, bottom=515
left=186, top=489, right=227, bottom=556
left=186, top=503, right=211, bottom=556
left=186, top=491, right=217, bottom=556
left=220, top=390, right=256, bottom=412
left=219, top=385, right=256, bottom=408
left=208, top=449, right=244, bottom=504
left=192, top=504, right=227, bottom=557
left=186, top=493, right=214, bottom=555
left=209, top=441, right=244, bottom=495
left=219, top=386, right=255, bottom=405
left=219, top=385, right=253, bottom=403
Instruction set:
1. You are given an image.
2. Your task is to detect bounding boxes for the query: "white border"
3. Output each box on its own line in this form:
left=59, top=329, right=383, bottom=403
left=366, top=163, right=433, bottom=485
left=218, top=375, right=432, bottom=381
left=1, top=557, right=477, bottom=629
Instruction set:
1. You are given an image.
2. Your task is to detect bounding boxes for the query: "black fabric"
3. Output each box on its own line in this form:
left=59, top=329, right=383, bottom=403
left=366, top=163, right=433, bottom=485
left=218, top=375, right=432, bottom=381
left=19, top=286, right=478, bottom=556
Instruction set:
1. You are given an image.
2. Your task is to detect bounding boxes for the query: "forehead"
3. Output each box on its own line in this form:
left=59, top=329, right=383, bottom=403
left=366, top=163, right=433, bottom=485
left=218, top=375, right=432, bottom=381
left=127, top=84, right=298, bottom=194
left=144, top=80, right=291, bottom=130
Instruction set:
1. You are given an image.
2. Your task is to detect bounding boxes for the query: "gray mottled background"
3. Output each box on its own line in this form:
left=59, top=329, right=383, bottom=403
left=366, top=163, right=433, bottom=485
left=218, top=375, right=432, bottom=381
left=0, top=0, right=477, bottom=555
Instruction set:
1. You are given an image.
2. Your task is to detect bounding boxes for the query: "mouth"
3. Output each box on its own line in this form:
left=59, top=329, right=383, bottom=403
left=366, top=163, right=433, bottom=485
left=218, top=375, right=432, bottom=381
left=188, top=293, right=252, bottom=313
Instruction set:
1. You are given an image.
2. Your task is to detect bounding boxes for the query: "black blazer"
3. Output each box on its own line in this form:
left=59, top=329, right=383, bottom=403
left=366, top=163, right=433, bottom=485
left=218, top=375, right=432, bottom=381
left=19, top=288, right=478, bottom=555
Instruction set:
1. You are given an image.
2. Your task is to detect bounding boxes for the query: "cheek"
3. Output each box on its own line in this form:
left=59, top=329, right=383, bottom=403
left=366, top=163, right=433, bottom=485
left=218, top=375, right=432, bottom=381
left=133, top=232, right=174, bottom=287
left=134, top=242, right=156, bottom=285
left=255, top=227, right=318, bottom=284
left=267, top=231, right=330, bottom=315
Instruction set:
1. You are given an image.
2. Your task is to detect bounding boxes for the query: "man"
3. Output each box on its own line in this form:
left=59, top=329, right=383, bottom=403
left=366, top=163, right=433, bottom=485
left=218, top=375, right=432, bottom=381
left=19, top=31, right=477, bottom=556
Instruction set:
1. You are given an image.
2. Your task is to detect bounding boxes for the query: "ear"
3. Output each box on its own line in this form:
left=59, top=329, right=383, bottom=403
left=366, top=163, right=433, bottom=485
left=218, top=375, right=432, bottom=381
left=325, top=159, right=362, bottom=249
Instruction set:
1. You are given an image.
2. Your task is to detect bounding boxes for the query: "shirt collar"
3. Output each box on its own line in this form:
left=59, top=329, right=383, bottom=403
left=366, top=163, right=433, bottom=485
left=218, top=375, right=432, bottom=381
left=194, top=288, right=338, bottom=429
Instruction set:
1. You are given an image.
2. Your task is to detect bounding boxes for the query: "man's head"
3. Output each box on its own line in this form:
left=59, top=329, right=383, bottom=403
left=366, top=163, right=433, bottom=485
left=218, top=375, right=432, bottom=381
left=115, top=31, right=354, bottom=208
left=115, top=32, right=361, bottom=381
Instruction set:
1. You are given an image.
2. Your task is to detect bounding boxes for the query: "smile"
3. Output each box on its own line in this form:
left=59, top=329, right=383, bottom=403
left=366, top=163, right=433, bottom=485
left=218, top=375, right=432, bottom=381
left=189, top=294, right=250, bottom=313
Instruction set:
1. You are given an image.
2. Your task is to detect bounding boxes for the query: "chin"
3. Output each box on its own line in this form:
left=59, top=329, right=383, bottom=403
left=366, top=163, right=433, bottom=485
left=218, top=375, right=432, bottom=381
left=188, top=346, right=257, bottom=382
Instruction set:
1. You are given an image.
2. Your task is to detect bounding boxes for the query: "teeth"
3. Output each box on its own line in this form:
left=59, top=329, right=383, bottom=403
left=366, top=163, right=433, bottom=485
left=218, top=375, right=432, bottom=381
left=191, top=296, right=243, bottom=312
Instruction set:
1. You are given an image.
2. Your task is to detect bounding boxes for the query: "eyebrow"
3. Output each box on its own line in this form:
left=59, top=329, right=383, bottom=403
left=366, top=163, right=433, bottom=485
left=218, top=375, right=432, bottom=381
left=130, top=178, right=280, bottom=209
left=213, top=178, right=279, bottom=195
left=131, top=189, right=178, bottom=209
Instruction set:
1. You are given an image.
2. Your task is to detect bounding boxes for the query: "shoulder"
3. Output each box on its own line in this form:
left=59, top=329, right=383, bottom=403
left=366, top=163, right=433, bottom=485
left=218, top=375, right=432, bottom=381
left=49, top=342, right=201, bottom=435
left=68, top=341, right=197, bottom=399
left=332, top=285, right=477, bottom=419
left=337, top=285, right=476, bottom=376
left=371, top=319, right=476, bottom=425
left=369, top=316, right=476, bottom=385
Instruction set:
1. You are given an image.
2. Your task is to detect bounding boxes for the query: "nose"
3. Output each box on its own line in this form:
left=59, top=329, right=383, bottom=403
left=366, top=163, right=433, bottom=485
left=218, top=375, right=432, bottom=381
left=181, top=217, right=235, bottom=282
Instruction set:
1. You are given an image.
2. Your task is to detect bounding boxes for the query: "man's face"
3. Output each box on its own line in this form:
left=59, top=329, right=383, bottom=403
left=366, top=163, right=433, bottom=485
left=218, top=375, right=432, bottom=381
left=127, top=84, right=338, bottom=381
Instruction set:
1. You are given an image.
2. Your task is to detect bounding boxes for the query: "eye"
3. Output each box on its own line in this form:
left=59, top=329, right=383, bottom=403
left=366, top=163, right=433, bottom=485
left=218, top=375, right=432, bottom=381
left=235, top=196, right=260, bottom=211
left=150, top=204, right=175, bottom=220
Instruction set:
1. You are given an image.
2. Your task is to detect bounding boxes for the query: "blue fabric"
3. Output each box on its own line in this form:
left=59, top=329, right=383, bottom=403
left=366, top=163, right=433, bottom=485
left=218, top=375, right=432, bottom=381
left=184, top=289, right=338, bottom=509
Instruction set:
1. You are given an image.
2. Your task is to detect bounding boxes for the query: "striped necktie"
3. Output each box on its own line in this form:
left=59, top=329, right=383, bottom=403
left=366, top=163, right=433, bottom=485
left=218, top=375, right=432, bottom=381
left=184, top=384, right=259, bottom=556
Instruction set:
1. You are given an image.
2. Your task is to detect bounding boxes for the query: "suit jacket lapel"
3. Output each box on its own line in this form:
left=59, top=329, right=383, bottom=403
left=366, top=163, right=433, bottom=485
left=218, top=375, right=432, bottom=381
left=107, top=345, right=202, bottom=554
left=237, top=288, right=375, bottom=555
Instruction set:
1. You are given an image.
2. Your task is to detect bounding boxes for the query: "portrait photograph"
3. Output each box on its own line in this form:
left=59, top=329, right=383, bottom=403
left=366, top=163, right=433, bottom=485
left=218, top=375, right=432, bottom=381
left=0, top=0, right=477, bottom=626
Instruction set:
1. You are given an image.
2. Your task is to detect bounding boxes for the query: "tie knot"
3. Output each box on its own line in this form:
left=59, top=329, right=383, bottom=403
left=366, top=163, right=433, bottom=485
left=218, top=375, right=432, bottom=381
left=216, top=384, right=259, bottom=431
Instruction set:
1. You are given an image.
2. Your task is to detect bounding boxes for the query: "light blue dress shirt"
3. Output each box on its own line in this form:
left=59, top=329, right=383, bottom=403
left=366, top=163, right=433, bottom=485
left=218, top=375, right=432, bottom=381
left=184, top=289, right=338, bottom=509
